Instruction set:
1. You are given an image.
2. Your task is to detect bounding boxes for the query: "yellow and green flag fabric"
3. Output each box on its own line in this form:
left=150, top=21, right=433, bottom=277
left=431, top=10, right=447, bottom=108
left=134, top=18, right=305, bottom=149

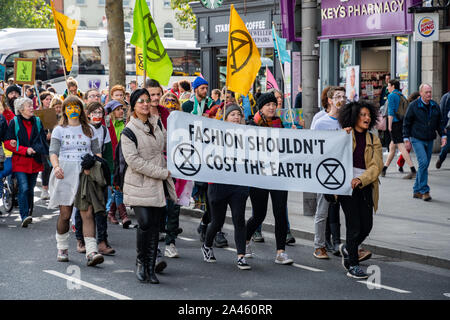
left=51, top=0, right=79, bottom=72
left=226, top=4, right=261, bottom=96
left=130, top=0, right=173, bottom=85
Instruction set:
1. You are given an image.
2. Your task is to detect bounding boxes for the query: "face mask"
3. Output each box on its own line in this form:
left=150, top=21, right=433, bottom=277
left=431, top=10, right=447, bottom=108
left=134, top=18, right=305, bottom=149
left=65, top=104, right=81, bottom=119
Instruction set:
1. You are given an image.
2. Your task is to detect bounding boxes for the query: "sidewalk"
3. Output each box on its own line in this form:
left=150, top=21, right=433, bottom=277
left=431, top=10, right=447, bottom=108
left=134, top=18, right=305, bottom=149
left=181, top=153, right=450, bottom=270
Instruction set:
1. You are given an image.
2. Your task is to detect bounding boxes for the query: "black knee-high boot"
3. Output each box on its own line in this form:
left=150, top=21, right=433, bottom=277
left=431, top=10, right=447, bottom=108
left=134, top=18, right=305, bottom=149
left=146, top=230, right=160, bottom=284
left=136, top=228, right=149, bottom=282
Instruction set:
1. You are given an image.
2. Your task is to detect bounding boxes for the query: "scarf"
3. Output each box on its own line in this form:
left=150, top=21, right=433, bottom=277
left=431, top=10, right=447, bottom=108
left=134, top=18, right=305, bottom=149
left=191, top=95, right=213, bottom=116
left=253, top=110, right=283, bottom=128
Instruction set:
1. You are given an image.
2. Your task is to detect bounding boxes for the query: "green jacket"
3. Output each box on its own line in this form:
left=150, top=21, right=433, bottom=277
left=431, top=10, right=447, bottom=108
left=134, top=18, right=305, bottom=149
left=74, top=161, right=107, bottom=214
left=113, top=119, right=125, bottom=142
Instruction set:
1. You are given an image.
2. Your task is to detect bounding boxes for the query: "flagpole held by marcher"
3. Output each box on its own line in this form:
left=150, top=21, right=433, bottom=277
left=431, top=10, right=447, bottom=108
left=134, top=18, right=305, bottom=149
left=272, top=21, right=294, bottom=126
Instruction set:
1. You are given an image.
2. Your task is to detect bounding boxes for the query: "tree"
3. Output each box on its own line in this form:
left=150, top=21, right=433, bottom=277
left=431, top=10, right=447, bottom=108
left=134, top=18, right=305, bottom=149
left=105, top=0, right=126, bottom=88
left=0, top=0, right=53, bottom=29
left=171, top=0, right=197, bottom=29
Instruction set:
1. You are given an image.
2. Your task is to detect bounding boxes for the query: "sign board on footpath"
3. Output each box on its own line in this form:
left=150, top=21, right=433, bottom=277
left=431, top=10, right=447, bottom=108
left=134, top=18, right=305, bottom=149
left=167, top=112, right=353, bottom=195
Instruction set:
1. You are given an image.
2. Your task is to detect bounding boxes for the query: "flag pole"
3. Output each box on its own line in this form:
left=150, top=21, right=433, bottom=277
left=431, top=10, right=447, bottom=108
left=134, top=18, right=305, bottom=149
left=272, top=21, right=294, bottom=126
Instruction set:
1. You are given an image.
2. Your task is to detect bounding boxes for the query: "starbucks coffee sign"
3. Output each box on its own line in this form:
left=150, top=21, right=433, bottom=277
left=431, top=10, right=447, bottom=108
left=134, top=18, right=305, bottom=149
left=200, top=0, right=223, bottom=9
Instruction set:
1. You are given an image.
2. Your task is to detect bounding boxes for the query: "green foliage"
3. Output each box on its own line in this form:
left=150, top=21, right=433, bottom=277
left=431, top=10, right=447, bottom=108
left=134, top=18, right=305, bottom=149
left=170, top=0, right=197, bottom=30
left=0, top=0, right=54, bottom=29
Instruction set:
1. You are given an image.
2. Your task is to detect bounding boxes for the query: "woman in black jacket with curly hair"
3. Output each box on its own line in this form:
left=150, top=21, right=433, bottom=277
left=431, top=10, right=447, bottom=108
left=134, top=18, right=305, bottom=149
left=337, top=101, right=383, bottom=279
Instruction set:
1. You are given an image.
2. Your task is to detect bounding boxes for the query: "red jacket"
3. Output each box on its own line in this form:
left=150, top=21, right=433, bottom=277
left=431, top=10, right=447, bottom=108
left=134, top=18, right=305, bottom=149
left=3, top=108, right=15, bottom=125
left=5, top=117, right=44, bottom=174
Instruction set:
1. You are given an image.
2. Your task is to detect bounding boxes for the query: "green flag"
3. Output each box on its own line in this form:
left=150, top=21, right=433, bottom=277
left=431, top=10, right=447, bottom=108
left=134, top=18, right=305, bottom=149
left=130, top=0, right=173, bottom=86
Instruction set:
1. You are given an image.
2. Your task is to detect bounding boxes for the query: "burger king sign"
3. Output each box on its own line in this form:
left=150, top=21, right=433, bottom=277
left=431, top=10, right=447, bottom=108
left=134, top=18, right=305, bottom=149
left=414, top=13, right=439, bottom=41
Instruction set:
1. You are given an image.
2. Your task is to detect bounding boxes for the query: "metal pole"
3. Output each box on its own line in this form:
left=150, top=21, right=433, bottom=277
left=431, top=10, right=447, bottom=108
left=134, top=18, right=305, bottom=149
left=301, top=0, right=319, bottom=216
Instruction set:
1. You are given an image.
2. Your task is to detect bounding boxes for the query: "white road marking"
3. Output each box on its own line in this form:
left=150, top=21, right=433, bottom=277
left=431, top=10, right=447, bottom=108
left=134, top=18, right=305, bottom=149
left=292, top=263, right=324, bottom=272
left=43, top=270, right=132, bottom=300
left=224, top=247, right=237, bottom=253
left=178, top=236, right=196, bottom=242
left=357, top=281, right=411, bottom=293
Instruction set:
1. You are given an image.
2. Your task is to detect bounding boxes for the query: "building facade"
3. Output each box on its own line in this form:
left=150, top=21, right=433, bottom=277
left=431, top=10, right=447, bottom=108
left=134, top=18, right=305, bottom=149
left=59, top=0, right=194, bottom=41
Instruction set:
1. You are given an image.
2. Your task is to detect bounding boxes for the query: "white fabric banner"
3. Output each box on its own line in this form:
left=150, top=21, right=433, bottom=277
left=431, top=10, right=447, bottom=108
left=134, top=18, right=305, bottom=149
left=167, top=111, right=353, bottom=195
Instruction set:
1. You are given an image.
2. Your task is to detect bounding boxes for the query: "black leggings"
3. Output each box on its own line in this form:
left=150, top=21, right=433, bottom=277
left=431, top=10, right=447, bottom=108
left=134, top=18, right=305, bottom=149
left=133, top=206, right=165, bottom=233
left=204, top=184, right=249, bottom=255
left=339, top=186, right=373, bottom=266
left=246, top=187, right=288, bottom=251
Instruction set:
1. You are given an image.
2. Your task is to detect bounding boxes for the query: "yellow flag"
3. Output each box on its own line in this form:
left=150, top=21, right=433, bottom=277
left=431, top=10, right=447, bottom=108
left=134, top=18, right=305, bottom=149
left=135, top=47, right=144, bottom=76
left=226, top=4, right=261, bottom=96
left=51, top=0, right=79, bottom=72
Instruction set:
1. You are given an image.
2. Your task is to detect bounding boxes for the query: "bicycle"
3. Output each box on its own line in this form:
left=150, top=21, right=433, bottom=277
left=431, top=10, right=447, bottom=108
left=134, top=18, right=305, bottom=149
left=1, top=175, right=18, bottom=217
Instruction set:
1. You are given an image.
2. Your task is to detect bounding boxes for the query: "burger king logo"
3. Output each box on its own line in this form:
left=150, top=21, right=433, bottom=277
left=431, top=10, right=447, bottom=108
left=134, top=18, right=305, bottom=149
left=418, top=17, right=435, bottom=38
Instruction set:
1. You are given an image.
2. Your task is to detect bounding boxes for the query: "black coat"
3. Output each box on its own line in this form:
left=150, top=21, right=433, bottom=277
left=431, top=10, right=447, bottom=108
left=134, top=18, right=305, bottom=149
left=403, top=98, right=445, bottom=141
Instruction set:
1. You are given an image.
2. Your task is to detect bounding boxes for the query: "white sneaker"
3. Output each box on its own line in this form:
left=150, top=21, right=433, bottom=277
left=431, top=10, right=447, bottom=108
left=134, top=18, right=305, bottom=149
left=244, top=242, right=253, bottom=258
left=40, top=189, right=50, bottom=200
left=275, top=252, right=294, bottom=265
left=164, top=243, right=179, bottom=258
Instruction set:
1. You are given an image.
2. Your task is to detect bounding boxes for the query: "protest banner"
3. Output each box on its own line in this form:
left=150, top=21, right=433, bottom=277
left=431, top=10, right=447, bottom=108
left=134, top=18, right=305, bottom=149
left=167, top=112, right=353, bottom=195
left=14, top=58, right=36, bottom=85
left=34, top=108, right=58, bottom=130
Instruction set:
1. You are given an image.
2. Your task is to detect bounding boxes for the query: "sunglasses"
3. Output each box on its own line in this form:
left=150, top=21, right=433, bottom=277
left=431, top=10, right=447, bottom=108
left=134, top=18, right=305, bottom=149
left=137, top=98, right=150, bottom=103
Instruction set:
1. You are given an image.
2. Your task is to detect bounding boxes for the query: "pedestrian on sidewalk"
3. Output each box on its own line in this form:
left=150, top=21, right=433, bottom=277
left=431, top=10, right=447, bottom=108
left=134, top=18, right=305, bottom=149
left=121, top=88, right=177, bottom=284
left=73, top=102, right=115, bottom=256
left=48, top=96, right=104, bottom=266
left=435, top=89, right=450, bottom=169
left=4, top=97, right=48, bottom=227
left=403, top=84, right=447, bottom=201
left=311, top=86, right=345, bottom=260
left=396, top=92, right=419, bottom=172
left=245, top=92, right=294, bottom=265
left=337, top=101, right=383, bottom=279
left=381, top=79, right=416, bottom=179
left=201, top=103, right=251, bottom=270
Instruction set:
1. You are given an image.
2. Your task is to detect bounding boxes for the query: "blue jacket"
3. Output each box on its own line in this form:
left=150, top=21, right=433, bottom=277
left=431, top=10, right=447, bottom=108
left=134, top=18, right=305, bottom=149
left=403, top=97, right=446, bottom=142
left=387, top=89, right=404, bottom=123
left=439, top=91, right=450, bottom=131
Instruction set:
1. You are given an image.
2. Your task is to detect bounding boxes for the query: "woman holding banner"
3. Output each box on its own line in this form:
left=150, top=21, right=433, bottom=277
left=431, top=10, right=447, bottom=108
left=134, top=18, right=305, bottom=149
left=201, top=103, right=251, bottom=270
left=245, top=92, right=294, bottom=265
left=337, top=101, right=383, bottom=279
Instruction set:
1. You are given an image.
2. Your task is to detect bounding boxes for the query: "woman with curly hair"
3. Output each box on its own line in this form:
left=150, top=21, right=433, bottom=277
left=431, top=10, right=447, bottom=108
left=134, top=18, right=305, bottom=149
left=337, top=101, right=383, bottom=279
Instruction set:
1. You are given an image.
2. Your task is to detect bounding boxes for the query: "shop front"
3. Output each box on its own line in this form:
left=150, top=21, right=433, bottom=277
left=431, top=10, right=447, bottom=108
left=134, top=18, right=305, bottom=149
left=320, top=0, right=422, bottom=107
left=191, top=0, right=280, bottom=93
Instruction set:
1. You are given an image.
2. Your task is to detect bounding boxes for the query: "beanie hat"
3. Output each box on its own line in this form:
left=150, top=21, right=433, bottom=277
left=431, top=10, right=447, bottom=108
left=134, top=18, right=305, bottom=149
left=192, top=76, right=208, bottom=91
left=224, top=103, right=243, bottom=120
left=6, top=85, right=21, bottom=96
left=256, top=92, right=277, bottom=111
left=104, top=99, right=124, bottom=114
left=130, top=88, right=150, bottom=112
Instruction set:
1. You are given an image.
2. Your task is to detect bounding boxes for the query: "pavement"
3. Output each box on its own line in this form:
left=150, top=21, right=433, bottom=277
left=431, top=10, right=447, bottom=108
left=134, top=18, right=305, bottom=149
left=181, top=152, right=450, bottom=270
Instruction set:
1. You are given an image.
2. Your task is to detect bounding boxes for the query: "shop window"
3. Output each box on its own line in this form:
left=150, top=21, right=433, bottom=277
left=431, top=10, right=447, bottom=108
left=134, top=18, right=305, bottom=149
left=395, top=36, right=409, bottom=97
left=294, top=0, right=302, bottom=38
left=98, top=0, right=105, bottom=6
left=124, top=22, right=131, bottom=33
left=164, top=23, right=174, bottom=38
left=79, top=20, right=87, bottom=29
left=78, top=46, right=105, bottom=75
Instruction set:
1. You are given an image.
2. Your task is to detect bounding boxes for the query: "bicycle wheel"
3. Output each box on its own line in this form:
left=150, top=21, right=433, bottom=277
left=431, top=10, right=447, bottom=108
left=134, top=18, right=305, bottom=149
left=3, top=187, right=13, bottom=214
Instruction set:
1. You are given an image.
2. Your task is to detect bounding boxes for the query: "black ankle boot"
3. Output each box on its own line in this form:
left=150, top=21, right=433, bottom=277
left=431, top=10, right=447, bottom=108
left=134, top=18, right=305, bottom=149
left=136, top=228, right=148, bottom=282
left=146, top=231, right=160, bottom=284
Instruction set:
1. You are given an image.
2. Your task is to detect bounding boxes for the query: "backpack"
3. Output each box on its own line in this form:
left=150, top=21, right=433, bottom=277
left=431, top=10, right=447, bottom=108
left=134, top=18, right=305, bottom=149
left=394, top=92, right=409, bottom=121
left=112, top=127, right=137, bottom=192
left=13, top=116, right=42, bottom=152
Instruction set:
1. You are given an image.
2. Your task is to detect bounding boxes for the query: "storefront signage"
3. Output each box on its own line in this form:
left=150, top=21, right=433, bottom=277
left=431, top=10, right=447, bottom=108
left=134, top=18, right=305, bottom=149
left=198, top=11, right=272, bottom=47
left=320, top=0, right=419, bottom=39
left=414, top=13, right=439, bottom=42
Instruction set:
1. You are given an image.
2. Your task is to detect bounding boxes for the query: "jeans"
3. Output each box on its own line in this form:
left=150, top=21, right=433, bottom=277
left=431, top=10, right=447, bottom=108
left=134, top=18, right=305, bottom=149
left=0, top=157, right=12, bottom=195
left=106, top=188, right=124, bottom=211
left=314, top=193, right=330, bottom=249
left=410, top=137, right=434, bottom=194
left=15, top=172, right=38, bottom=221
left=438, top=140, right=450, bottom=163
